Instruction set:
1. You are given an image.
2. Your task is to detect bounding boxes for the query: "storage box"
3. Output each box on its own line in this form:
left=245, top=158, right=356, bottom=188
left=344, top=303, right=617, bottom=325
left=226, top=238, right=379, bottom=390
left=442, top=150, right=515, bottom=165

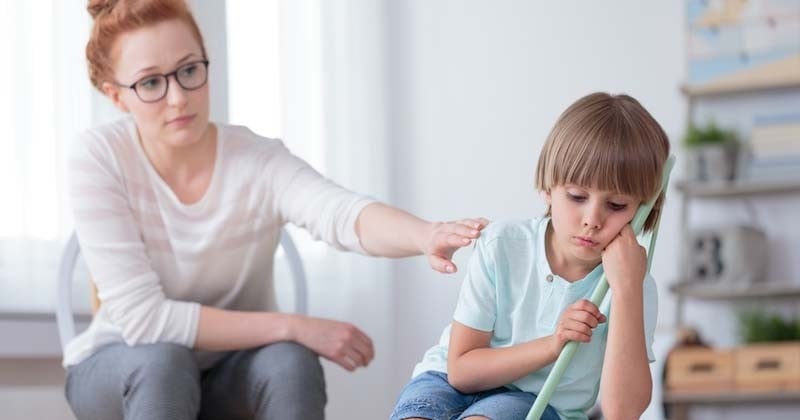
left=735, top=342, right=800, bottom=391
left=667, top=347, right=735, bottom=391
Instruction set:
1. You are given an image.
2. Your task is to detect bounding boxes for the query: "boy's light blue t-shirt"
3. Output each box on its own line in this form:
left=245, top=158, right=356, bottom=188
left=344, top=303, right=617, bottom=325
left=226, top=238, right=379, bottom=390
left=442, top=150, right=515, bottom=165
left=412, top=218, right=658, bottom=420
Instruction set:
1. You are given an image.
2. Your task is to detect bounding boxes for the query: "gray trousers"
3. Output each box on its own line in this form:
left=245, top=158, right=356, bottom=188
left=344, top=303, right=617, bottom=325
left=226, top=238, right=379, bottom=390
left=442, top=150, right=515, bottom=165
left=65, top=341, right=326, bottom=420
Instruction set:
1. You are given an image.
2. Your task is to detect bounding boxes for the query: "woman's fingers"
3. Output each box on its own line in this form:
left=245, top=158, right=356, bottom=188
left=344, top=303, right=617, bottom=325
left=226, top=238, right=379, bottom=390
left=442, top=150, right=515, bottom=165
left=424, top=218, right=489, bottom=274
left=352, top=329, right=375, bottom=364
left=459, top=217, right=490, bottom=229
left=447, top=233, right=473, bottom=246
left=439, top=223, right=480, bottom=241
left=300, top=318, right=375, bottom=371
left=337, top=331, right=374, bottom=371
left=440, top=218, right=490, bottom=241
left=429, top=254, right=457, bottom=273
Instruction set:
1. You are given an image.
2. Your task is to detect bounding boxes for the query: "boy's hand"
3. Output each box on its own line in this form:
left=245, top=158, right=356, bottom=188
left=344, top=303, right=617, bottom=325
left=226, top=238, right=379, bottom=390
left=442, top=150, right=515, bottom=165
left=552, top=299, right=607, bottom=351
left=424, top=218, right=490, bottom=273
left=602, top=224, right=647, bottom=293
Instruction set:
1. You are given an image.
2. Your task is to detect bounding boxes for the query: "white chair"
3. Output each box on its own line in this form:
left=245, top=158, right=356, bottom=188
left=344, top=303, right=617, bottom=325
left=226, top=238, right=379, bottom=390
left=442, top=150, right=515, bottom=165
left=55, top=229, right=308, bottom=350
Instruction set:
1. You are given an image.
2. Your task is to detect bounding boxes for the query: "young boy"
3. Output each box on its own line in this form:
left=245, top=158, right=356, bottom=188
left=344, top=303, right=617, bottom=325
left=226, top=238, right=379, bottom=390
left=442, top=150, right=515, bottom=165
left=391, top=92, right=670, bottom=420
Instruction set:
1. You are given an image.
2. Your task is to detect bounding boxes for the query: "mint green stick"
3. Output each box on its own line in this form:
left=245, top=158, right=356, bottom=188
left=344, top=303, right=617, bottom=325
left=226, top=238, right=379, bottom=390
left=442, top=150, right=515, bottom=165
left=526, top=156, right=675, bottom=420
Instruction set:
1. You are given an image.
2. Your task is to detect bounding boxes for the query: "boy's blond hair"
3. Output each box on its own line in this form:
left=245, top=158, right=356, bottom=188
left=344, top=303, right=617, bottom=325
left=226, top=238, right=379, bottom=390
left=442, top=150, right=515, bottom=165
left=535, top=92, right=670, bottom=232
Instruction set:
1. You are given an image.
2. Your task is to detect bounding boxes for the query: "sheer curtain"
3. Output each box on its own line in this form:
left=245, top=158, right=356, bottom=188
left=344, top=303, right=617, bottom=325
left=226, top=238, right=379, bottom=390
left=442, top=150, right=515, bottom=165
left=279, top=1, right=396, bottom=418
left=0, top=1, right=92, bottom=313
left=227, top=2, right=395, bottom=416
left=0, top=0, right=227, bottom=316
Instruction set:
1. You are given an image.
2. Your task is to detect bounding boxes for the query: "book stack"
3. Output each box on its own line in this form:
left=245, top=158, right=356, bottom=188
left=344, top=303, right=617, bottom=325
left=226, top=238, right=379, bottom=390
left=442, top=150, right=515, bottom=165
left=746, top=114, right=800, bottom=180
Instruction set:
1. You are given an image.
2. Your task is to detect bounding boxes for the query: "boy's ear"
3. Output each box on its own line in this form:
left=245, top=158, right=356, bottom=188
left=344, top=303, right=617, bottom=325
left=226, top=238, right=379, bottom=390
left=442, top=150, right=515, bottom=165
left=101, top=82, right=130, bottom=113
left=543, top=189, right=552, bottom=206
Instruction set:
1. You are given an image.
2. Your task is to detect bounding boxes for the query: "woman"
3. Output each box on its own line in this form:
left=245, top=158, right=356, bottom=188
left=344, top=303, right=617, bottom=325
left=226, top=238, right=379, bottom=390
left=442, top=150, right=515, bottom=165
left=65, top=1, right=488, bottom=419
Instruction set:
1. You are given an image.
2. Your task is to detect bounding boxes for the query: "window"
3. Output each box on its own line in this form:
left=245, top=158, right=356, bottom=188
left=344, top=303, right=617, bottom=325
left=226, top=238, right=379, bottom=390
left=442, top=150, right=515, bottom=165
left=0, top=2, right=93, bottom=313
left=226, top=0, right=327, bottom=170
left=226, top=0, right=283, bottom=139
left=226, top=0, right=329, bottom=257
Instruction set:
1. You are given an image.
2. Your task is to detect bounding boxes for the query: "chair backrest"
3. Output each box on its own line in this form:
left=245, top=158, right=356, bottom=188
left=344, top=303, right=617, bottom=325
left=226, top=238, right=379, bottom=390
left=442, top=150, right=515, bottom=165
left=55, top=228, right=308, bottom=351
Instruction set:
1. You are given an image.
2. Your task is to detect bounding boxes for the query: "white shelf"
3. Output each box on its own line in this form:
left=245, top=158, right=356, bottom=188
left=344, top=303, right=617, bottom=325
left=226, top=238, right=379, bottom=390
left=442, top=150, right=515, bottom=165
left=674, top=178, right=800, bottom=198
left=670, top=281, right=800, bottom=300
left=681, top=79, right=800, bottom=99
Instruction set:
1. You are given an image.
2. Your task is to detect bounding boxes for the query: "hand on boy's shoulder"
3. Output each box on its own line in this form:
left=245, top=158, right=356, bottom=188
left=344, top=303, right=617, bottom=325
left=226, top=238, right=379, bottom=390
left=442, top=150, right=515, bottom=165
left=425, top=217, right=490, bottom=274
left=468, top=218, right=542, bottom=248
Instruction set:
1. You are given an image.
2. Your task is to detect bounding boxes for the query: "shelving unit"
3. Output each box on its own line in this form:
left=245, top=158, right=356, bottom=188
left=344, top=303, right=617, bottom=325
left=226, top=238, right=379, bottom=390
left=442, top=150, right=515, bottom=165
left=672, top=167, right=800, bottom=327
left=671, top=142, right=800, bottom=325
left=668, top=176, right=800, bottom=419
left=666, top=4, right=800, bottom=416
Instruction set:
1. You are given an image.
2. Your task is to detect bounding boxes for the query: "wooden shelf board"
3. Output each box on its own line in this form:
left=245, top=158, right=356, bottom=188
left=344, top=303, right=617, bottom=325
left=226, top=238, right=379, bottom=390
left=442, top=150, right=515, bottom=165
left=674, top=178, right=800, bottom=198
left=664, top=389, right=800, bottom=404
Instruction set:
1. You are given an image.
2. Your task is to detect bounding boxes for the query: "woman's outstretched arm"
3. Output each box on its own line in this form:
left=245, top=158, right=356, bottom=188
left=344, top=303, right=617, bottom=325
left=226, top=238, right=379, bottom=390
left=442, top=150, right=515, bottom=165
left=355, top=202, right=489, bottom=273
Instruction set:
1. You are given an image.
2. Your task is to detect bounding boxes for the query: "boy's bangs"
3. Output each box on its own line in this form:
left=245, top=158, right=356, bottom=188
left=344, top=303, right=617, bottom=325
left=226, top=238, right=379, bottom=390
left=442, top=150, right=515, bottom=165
left=553, top=129, right=662, bottom=202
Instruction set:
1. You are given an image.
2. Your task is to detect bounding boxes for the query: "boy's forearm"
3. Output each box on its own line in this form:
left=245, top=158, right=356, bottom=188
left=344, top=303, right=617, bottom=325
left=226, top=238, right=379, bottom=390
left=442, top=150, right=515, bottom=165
left=355, top=202, right=431, bottom=257
left=600, top=288, right=652, bottom=418
left=447, top=336, right=559, bottom=394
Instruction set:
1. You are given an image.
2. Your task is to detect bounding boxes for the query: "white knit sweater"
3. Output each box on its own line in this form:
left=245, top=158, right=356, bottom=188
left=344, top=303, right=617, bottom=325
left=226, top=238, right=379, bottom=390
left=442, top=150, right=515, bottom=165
left=64, top=117, right=374, bottom=368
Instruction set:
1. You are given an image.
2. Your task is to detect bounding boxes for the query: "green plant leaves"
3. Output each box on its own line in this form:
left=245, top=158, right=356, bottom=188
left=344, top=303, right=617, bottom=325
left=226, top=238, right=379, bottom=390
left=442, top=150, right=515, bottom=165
left=739, top=311, right=800, bottom=343
left=683, top=122, right=739, bottom=148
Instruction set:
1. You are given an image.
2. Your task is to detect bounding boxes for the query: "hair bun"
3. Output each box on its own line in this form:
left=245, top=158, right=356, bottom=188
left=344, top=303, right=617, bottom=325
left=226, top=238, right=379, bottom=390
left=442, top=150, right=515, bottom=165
left=87, top=0, right=119, bottom=19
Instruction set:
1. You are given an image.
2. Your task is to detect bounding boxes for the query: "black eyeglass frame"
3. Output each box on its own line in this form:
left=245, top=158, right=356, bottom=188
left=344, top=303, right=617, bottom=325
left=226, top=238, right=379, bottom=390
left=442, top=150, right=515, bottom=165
left=115, top=59, right=210, bottom=103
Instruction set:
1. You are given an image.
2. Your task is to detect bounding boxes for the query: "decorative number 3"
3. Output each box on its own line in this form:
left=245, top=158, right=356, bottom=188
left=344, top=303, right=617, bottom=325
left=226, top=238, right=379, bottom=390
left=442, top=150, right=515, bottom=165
left=693, top=235, right=724, bottom=281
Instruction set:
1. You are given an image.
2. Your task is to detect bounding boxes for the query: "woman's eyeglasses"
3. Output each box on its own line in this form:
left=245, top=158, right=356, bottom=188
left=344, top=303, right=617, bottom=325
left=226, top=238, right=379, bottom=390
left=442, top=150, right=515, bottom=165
left=116, top=60, right=209, bottom=103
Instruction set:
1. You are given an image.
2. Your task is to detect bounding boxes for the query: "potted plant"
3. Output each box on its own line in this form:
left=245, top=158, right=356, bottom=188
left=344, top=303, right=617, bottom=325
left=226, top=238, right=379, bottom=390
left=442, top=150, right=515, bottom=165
left=683, top=122, right=740, bottom=182
left=739, top=311, right=800, bottom=343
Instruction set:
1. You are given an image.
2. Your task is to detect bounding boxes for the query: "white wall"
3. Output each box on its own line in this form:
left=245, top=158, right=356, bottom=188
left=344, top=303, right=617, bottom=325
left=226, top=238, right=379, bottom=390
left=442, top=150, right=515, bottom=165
left=383, top=0, right=688, bottom=418
left=381, top=2, right=800, bottom=420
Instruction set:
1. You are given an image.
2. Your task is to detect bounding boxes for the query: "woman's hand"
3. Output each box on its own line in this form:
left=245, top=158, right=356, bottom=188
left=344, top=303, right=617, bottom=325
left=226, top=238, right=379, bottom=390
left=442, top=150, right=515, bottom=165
left=290, top=315, right=374, bottom=371
left=552, top=299, right=606, bottom=350
left=424, top=218, right=490, bottom=273
left=602, top=224, right=647, bottom=293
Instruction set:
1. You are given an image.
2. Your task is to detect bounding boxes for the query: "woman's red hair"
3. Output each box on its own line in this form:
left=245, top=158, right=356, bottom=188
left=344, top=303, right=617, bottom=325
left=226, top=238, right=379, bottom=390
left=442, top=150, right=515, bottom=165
left=86, top=0, right=207, bottom=91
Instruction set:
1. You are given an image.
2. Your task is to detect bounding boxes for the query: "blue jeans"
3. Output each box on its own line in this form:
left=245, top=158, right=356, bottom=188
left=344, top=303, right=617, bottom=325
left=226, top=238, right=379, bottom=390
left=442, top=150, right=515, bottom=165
left=391, top=370, right=561, bottom=420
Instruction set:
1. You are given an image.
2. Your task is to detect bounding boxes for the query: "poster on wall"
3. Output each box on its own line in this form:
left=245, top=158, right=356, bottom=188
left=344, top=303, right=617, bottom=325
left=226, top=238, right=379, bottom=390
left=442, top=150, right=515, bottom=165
left=686, top=0, right=800, bottom=180
left=686, top=0, right=800, bottom=94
